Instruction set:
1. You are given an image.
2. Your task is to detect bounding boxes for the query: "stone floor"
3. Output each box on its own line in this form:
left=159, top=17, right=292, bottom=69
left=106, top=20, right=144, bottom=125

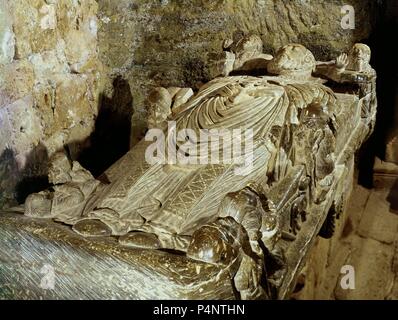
left=294, top=173, right=398, bottom=300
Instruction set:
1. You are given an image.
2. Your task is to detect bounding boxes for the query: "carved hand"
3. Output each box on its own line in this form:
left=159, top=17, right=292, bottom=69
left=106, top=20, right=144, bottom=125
left=335, top=53, right=349, bottom=70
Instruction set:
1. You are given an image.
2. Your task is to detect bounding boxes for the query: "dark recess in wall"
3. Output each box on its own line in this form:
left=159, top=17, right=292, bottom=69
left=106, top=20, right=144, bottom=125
left=76, top=76, right=134, bottom=177
left=358, top=0, right=398, bottom=188
left=0, top=144, right=49, bottom=206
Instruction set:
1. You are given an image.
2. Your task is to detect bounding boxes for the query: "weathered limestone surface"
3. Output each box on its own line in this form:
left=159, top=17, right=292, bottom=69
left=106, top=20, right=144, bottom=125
left=97, top=0, right=380, bottom=142
left=0, top=0, right=14, bottom=65
left=357, top=192, right=398, bottom=244
left=0, top=0, right=103, bottom=208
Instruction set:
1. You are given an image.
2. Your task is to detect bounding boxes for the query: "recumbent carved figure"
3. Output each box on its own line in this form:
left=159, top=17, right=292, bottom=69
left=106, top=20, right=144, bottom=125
left=24, top=35, right=377, bottom=299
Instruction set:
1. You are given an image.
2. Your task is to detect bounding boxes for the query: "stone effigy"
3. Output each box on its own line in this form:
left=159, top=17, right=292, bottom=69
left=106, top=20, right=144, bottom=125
left=1, top=35, right=377, bottom=300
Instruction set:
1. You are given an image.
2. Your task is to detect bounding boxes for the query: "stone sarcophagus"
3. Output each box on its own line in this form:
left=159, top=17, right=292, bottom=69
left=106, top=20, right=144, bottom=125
left=0, top=36, right=377, bottom=300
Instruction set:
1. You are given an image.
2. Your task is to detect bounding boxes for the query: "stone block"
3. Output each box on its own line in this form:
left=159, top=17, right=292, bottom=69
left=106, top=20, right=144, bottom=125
left=343, top=184, right=371, bottom=233
left=357, top=190, right=398, bottom=244
left=64, top=29, right=98, bottom=74
left=32, top=82, right=56, bottom=137
left=57, top=0, right=98, bottom=38
left=28, top=43, right=70, bottom=77
left=334, top=236, right=395, bottom=300
left=0, top=59, right=35, bottom=108
left=11, top=0, right=39, bottom=59
left=1, top=96, right=43, bottom=161
left=54, top=75, right=93, bottom=131
left=0, top=104, right=12, bottom=153
left=0, top=0, right=15, bottom=64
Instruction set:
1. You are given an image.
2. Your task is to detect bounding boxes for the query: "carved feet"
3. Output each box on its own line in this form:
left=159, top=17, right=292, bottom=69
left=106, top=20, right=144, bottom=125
left=119, top=232, right=161, bottom=249
left=25, top=152, right=100, bottom=220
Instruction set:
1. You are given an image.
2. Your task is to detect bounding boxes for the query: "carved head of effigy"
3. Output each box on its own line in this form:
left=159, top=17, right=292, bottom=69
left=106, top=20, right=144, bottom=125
left=267, top=44, right=316, bottom=80
left=231, top=34, right=263, bottom=56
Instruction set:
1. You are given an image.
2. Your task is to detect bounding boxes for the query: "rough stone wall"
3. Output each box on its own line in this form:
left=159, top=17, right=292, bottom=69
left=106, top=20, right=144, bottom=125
left=0, top=0, right=102, bottom=208
left=97, top=0, right=380, bottom=145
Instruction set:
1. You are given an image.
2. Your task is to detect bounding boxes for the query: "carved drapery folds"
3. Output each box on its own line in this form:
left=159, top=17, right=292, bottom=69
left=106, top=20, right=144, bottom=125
left=23, top=35, right=377, bottom=299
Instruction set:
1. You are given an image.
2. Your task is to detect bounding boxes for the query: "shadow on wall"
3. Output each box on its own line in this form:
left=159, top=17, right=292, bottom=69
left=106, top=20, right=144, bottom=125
left=358, top=0, right=398, bottom=188
left=15, top=143, right=50, bottom=204
left=74, top=76, right=134, bottom=177
left=0, top=144, right=50, bottom=208
left=0, top=148, right=19, bottom=208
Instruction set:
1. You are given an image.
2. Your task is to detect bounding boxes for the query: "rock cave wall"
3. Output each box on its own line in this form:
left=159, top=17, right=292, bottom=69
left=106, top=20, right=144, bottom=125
left=0, top=0, right=102, bottom=208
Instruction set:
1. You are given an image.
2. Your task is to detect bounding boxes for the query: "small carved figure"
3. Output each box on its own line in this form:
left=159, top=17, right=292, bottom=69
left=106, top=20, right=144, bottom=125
left=316, top=43, right=377, bottom=132
left=210, top=34, right=272, bottom=77
left=336, top=43, right=373, bottom=73
left=146, top=87, right=172, bottom=129
left=317, top=43, right=376, bottom=82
